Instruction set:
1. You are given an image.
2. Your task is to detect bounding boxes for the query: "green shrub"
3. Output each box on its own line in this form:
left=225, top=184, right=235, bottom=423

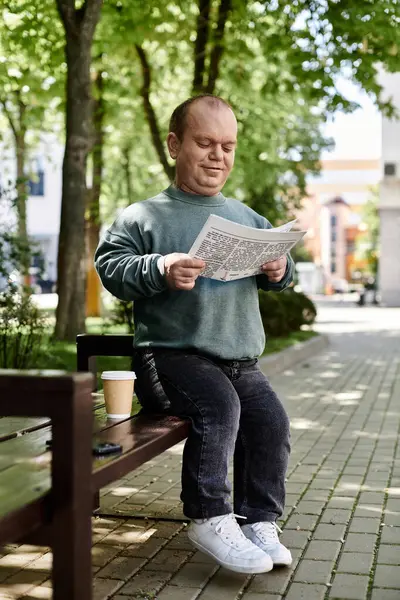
left=258, top=289, right=317, bottom=337
left=0, top=290, right=48, bottom=368
left=108, top=299, right=134, bottom=333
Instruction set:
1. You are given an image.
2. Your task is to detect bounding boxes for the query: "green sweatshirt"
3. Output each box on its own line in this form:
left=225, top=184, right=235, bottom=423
left=95, top=185, right=294, bottom=360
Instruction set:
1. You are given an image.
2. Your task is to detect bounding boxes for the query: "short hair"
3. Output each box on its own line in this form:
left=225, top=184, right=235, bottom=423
left=169, top=94, right=233, bottom=141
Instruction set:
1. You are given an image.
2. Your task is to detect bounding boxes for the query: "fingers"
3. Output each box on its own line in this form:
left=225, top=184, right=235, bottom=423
left=264, top=269, right=285, bottom=282
left=177, top=257, right=206, bottom=269
left=261, top=256, right=287, bottom=283
left=262, top=257, right=286, bottom=271
left=164, top=252, right=205, bottom=291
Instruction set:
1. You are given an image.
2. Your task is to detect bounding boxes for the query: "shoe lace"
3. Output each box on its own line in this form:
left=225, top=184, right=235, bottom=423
left=214, top=513, right=251, bottom=550
left=252, top=521, right=282, bottom=544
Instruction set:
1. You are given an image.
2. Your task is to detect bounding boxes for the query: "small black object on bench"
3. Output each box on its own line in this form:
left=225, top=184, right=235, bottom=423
left=0, top=334, right=189, bottom=600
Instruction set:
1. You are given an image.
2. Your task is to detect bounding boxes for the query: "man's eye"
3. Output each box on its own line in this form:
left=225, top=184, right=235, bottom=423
left=197, top=142, right=210, bottom=148
left=223, top=147, right=234, bottom=153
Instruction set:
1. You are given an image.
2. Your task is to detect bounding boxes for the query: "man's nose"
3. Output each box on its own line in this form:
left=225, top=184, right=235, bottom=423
left=209, top=145, right=224, bottom=161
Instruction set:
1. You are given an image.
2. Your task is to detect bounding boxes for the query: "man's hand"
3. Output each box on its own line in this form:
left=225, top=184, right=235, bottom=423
left=163, top=253, right=205, bottom=291
left=261, top=256, right=287, bottom=283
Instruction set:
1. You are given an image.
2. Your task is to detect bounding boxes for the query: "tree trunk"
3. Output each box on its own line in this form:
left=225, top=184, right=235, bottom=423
left=193, top=0, right=211, bottom=94
left=2, top=95, right=29, bottom=284
left=205, top=0, right=232, bottom=94
left=54, top=0, right=103, bottom=341
left=122, top=145, right=133, bottom=205
left=85, top=70, right=104, bottom=318
left=135, top=44, right=175, bottom=181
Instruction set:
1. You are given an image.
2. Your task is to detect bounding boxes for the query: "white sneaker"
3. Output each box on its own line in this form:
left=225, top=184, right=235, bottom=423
left=241, top=521, right=292, bottom=566
left=187, top=513, right=273, bottom=574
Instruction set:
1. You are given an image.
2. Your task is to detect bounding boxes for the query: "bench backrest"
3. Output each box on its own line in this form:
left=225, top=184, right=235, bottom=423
left=76, top=334, right=134, bottom=390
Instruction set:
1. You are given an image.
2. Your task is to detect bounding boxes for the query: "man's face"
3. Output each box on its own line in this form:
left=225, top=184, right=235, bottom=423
left=167, top=100, right=237, bottom=196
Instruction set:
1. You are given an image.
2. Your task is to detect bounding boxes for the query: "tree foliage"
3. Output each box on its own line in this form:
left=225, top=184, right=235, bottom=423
left=0, top=0, right=399, bottom=337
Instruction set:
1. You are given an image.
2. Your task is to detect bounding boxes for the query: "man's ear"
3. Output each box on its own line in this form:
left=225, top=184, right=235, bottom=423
left=167, top=132, right=180, bottom=159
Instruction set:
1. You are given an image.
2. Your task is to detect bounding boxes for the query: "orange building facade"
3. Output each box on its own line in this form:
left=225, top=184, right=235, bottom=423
left=296, top=159, right=380, bottom=291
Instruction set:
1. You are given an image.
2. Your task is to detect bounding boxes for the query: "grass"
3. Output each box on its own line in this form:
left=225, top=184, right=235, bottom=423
left=33, top=320, right=318, bottom=383
left=262, top=329, right=318, bottom=355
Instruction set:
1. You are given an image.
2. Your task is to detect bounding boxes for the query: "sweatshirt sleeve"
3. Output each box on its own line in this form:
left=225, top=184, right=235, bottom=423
left=255, top=215, right=295, bottom=292
left=256, top=253, right=295, bottom=292
left=94, top=214, right=168, bottom=301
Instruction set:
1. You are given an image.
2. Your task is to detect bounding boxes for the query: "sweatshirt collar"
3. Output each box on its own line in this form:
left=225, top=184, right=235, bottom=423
left=164, top=184, right=226, bottom=207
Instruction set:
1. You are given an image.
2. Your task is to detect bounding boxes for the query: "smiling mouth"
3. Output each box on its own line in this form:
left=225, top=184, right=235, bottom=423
left=203, top=167, right=222, bottom=171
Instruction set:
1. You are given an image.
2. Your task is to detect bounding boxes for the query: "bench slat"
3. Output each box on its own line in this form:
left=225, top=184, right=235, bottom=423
left=0, top=412, right=188, bottom=533
left=0, top=417, right=50, bottom=442
left=0, top=395, right=106, bottom=442
left=92, top=416, right=190, bottom=489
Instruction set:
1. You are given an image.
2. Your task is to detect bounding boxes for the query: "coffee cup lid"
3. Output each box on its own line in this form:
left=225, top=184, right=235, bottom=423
left=101, top=371, right=137, bottom=381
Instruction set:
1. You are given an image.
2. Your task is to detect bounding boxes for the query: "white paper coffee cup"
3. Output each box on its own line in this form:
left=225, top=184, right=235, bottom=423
left=101, top=371, right=136, bottom=419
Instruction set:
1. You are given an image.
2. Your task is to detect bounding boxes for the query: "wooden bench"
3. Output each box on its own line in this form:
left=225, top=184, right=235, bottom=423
left=0, top=335, right=189, bottom=599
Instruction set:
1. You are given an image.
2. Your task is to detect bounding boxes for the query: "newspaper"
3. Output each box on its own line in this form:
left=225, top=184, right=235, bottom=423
left=188, top=214, right=306, bottom=282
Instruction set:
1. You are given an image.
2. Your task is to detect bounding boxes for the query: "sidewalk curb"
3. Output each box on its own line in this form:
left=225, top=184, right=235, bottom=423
left=259, top=333, right=329, bottom=376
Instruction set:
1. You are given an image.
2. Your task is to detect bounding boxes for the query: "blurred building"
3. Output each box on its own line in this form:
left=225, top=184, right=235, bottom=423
left=0, top=139, right=62, bottom=291
left=296, top=159, right=381, bottom=292
left=378, top=71, right=400, bottom=307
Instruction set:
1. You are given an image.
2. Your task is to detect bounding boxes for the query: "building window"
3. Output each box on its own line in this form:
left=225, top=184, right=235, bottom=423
left=331, top=262, right=336, bottom=273
left=331, top=230, right=337, bottom=242
left=28, top=170, right=45, bottom=196
left=330, top=214, right=337, bottom=227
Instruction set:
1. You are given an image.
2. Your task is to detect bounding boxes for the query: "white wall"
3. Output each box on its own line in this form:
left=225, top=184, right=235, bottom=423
left=379, top=70, right=400, bottom=306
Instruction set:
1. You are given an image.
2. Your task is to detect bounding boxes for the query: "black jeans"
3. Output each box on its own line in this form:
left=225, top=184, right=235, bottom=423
left=132, top=348, right=290, bottom=523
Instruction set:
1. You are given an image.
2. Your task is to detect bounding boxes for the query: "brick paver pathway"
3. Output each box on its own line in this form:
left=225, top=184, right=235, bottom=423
left=1, top=301, right=399, bottom=600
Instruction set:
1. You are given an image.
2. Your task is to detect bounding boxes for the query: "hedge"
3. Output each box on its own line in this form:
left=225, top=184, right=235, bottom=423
left=258, top=288, right=317, bottom=337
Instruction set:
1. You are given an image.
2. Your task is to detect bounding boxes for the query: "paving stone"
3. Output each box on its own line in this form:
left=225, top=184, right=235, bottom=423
left=377, top=544, right=400, bottom=565
left=117, top=569, right=172, bottom=596
left=165, top=533, right=194, bottom=551
left=93, top=577, right=123, bottom=600
left=241, top=593, right=281, bottom=600
left=247, top=566, right=292, bottom=594
left=155, top=585, right=203, bottom=600
left=284, top=513, right=319, bottom=531
left=373, top=564, right=400, bottom=588
left=0, top=551, right=44, bottom=571
left=151, top=521, right=185, bottom=539
left=336, top=551, right=373, bottom=575
left=301, top=490, right=331, bottom=503
left=381, top=526, right=400, bottom=545
left=348, top=517, right=381, bottom=534
left=144, top=548, right=191, bottom=572
left=280, top=529, right=310, bottom=550
left=22, top=583, right=52, bottom=599
left=371, top=588, right=400, bottom=600
left=327, top=496, right=356, bottom=509
left=169, top=561, right=218, bottom=588
left=353, top=505, right=383, bottom=519
left=320, top=509, right=352, bottom=525
left=303, top=540, right=341, bottom=561
left=284, top=582, right=327, bottom=600
left=25, top=553, right=52, bottom=574
left=189, top=551, right=216, bottom=564
left=121, top=536, right=168, bottom=559
left=92, top=545, right=124, bottom=568
left=382, top=511, right=400, bottom=525
left=198, top=569, right=250, bottom=599
left=0, top=569, right=48, bottom=598
left=293, top=559, right=333, bottom=584
left=358, top=492, right=386, bottom=505
left=329, top=573, right=369, bottom=600
left=312, top=523, right=347, bottom=541
left=96, top=556, right=146, bottom=581
left=295, top=500, right=327, bottom=515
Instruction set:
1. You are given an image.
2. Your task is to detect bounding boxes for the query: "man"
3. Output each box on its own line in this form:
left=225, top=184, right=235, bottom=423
left=95, top=94, right=293, bottom=575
